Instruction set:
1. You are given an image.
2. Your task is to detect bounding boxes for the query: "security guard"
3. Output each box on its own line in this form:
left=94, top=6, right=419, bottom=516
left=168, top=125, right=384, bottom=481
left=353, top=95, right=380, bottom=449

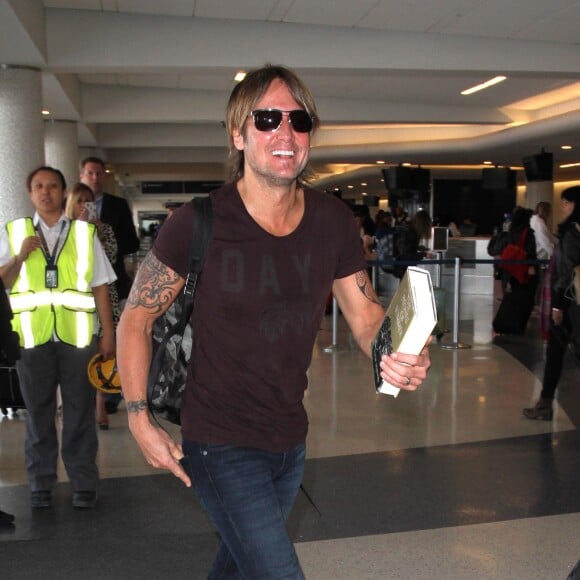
left=0, top=166, right=116, bottom=510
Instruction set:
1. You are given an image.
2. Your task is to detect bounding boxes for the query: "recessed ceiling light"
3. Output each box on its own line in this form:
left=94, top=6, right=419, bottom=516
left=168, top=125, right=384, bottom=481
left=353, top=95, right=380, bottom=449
left=561, top=145, right=573, bottom=150
left=376, top=160, right=385, bottom=164
left=360, top=182, right=367, bottom=186
left=347, top=185, right=354, bottom=189
left=234, top=71, right=246, bottom=82
left=41, top=109, right=50, bottom=115
left=483, top=160, right=493, bottom=165
left=560, top=162, right=580, bottom=168
left=461, top=75, right=507, bottom=96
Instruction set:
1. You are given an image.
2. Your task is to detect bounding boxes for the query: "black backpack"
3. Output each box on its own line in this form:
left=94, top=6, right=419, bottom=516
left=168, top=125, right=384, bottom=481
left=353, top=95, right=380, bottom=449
left=147, top=197, right=213, bottom=425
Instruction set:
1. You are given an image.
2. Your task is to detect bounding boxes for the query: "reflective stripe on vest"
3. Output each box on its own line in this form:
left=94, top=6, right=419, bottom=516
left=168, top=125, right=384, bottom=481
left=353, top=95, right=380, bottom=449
left=7, top=218, right=96, bottom=348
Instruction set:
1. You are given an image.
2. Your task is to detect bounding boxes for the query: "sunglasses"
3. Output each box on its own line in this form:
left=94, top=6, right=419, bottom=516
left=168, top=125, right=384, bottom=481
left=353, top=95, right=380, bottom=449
left=250, top=109, right=314, bottom=133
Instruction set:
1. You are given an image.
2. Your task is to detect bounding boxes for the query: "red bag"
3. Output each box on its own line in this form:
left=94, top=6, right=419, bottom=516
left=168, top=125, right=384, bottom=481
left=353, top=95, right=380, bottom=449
left=500, top=228, right=529, bottom=284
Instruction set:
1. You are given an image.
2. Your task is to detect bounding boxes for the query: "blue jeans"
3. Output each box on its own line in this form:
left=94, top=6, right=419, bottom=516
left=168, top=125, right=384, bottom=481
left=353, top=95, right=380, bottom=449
left=182, top=440, right=306, bottom=580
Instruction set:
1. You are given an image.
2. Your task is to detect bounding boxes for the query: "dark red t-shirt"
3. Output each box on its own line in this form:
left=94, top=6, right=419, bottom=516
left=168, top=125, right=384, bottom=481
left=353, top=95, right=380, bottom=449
left=153, top=182, right=365, bottom=452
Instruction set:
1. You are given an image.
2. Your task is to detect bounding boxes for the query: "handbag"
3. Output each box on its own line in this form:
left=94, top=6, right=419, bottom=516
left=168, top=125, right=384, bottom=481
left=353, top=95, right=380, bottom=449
left=147, top=197, right=213, bottom=425
left=500, top=228, right=530, bottom=284
left=487, top=231, right=508, bottom=257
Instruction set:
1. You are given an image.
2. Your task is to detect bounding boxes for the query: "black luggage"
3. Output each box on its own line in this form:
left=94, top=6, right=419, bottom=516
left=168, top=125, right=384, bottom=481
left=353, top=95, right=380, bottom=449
left=493, top=280, right=536, bottom=335
left=0, top=365, right=25, bottom=414
left=0, top=277, right=24, bottom=414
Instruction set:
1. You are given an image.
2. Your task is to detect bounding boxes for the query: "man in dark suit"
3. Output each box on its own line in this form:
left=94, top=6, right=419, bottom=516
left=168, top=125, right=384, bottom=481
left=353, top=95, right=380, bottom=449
left=79, top=157, right=140, bottom=300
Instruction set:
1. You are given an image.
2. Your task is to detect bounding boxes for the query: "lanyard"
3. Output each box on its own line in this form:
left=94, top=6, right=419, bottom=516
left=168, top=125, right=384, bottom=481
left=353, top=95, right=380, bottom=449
left=35, top=221, right=66, bottom=266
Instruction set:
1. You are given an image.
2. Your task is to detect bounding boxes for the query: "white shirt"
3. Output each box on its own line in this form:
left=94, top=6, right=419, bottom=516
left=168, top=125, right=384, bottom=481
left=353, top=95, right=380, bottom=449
left=0, top=212, right=116, bottom=287
left=530, top=214, right=556, bottom=261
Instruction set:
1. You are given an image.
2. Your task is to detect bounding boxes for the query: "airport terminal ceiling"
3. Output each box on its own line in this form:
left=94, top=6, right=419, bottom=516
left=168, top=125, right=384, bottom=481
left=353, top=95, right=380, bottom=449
left=2, top=0, right=580, bottom=200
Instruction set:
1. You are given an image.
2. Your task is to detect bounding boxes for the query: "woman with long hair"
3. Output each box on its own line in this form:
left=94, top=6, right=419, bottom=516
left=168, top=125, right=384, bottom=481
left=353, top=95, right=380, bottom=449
left=524, top=186, right=580, bottom=420
left=65, top=183, right=120, bottom=430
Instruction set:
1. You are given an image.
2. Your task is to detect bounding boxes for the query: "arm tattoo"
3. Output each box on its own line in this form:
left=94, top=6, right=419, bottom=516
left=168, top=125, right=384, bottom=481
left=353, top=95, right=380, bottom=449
left=126, top=400, right=148, bottom=414
left=355, top=270, right=381, bottom=305
left=126, top=251, right=181, bottom=313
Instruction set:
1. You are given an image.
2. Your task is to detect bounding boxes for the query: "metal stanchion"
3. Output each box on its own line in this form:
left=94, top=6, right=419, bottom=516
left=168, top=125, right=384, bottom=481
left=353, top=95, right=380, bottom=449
left=323, top=296, right=339, bottom=353
left=434, top=251, right=443, bottom=287
left=441, top=256, right=471, bottom=350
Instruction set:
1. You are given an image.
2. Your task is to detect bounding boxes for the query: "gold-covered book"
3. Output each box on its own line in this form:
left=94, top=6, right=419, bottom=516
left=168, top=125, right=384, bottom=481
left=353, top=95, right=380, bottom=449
left=371, top=266, right=437, bottom=397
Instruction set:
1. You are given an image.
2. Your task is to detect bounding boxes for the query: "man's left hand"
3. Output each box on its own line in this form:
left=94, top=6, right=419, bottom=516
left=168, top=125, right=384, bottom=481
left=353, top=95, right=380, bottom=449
left=380, top=341, right=431, bottom=392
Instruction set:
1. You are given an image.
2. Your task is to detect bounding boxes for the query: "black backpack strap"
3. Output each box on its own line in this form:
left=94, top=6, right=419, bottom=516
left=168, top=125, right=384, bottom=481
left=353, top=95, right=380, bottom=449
left=179, top=196, right=213, bottom=327
left=146, top=197, right=213, bottom=412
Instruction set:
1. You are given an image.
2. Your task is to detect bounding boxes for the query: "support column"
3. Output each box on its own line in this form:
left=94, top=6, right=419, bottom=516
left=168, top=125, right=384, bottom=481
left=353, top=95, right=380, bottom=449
left=525, top=181, right=553, bottom=209
left=0, top=65, right=44, bottom=226
left=45, top=119, right=79, bottom=190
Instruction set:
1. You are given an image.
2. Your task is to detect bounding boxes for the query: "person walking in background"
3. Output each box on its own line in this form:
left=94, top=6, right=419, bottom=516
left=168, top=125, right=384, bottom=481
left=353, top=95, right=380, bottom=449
left=117, top=64, right=431, bottom=579
left=530, top=201, right=556, bottom=261
left=0, top=166, right=116, bottom=509
left=531, top=201, right=557, bottom=330
left=65, top=182, right=120, bottom=430
left=393, top=206, right=409, bottom=226
left=375, top=210, right=397, bottom=274
left=79, top=157, right=139, bottom=301
left=393, top=209, right=432, bottom=279
left=524, top=186, right=580, bottom=420
left=492, top=207, right=538, bottom=335
left=353, top=205, right=376, bottom=264
left=80, top=156, right=139, bottom=415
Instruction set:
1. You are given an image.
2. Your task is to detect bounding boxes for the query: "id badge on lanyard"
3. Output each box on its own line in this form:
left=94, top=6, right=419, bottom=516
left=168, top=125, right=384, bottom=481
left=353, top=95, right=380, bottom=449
left=36, top=221, right=66, bottom=289
left=45, top=264, right=58, bottom=288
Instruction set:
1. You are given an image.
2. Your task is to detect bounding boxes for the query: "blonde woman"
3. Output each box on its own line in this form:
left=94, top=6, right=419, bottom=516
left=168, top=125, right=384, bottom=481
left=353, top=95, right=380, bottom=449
left=65, top=183, right=120, bottom=430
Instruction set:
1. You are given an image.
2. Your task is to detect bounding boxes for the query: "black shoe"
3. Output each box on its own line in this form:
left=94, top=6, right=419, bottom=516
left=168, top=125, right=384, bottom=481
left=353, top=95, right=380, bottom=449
left=31, top=490, right=52, bottom=509
left=523, top=397, right=554, bottom=421
left=73, top=491, right=97, bottom=509
left=0, top=509, right=15, bottom=523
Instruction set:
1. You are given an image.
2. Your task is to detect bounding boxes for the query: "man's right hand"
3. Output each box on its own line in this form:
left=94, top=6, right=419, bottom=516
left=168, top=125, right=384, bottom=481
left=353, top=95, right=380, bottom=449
left=19, top=235, right=41, bottom=261
left=127, top=407, right=192, bottom=487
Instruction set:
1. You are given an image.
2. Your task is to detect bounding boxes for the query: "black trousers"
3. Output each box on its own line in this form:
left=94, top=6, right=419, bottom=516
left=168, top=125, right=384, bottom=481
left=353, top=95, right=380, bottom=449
left=541, top=308, right=573, bottom=400
left=16, top=339, right=99, bottom=492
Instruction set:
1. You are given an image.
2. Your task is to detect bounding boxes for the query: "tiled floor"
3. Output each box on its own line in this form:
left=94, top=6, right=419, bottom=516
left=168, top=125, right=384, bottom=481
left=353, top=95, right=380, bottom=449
left=0, top=288, right=578, bottom=579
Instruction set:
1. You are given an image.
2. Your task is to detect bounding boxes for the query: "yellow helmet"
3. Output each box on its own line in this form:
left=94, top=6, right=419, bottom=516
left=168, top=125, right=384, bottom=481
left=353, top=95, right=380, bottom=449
left=87, top=354, right=122, bottom=394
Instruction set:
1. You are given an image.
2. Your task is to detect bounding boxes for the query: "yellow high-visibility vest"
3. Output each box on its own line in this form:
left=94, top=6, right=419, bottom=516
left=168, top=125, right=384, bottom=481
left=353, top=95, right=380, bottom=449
left=6, top=217, right=96, bottom=349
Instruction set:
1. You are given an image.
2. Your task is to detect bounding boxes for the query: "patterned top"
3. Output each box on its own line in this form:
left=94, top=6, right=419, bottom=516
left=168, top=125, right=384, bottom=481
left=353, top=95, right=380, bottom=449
left=96, top=222, right=120, bottom=328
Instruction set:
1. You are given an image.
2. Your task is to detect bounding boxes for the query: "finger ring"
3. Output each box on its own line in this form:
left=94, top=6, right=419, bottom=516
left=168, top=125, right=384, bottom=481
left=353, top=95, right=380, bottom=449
left=405, top=377, right=411, bottom=385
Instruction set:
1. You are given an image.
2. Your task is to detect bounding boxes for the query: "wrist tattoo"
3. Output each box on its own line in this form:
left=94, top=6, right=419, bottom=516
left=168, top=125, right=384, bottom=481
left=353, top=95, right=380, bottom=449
left=126, top=400, right=148, bottom=414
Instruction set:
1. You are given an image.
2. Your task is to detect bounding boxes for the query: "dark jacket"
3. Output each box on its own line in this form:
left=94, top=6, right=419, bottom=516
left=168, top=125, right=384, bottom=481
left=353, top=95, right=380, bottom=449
left=551, top=221, right=580, bottom=311
left=100, top=193, right=140, bottom=299
left=0, top=277, right=20, bottom=364
left=393, top=225, right=424, bottom=279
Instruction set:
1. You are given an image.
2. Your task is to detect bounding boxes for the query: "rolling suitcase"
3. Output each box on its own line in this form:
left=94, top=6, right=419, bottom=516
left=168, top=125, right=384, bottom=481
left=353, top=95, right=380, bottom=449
left=493, top=280, right=535, bottom=335
left=432, top=286, right=447, bottom=340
